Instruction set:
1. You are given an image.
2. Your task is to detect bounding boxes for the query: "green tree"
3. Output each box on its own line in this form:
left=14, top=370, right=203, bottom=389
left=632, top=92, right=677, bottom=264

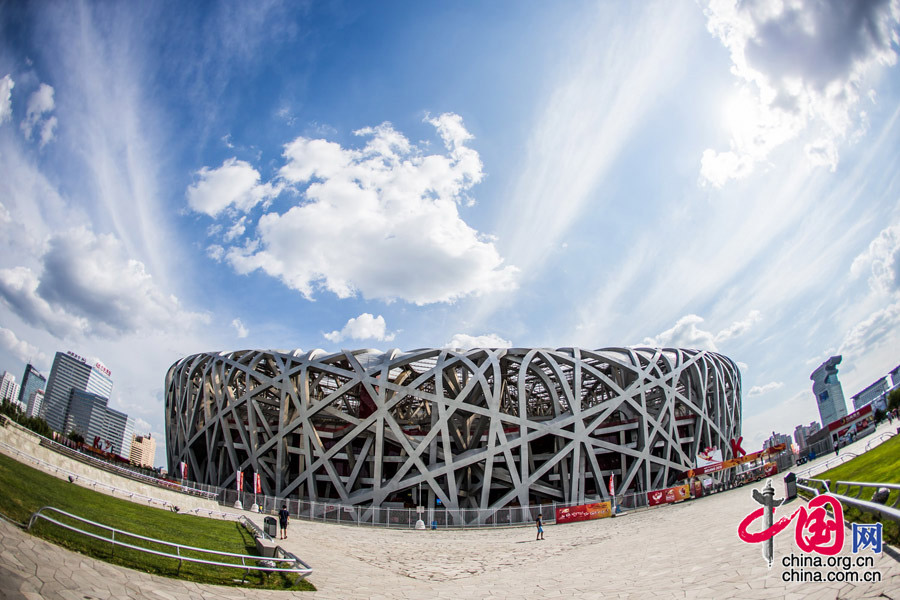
left=889, top=388, right=900, bottom=412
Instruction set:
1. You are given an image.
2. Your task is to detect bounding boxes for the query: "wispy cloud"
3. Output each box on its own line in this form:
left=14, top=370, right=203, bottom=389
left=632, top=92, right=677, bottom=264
left=231, top=318, right=249, bottom=339
left=0, top=75, right=13, bottom=125
left=746, top=381, right=784, bottom=397
left=0, top=326, right=47, bottom=365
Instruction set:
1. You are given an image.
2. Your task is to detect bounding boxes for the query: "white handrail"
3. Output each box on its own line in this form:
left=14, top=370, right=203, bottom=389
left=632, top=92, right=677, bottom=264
left=27, top=506, right=312, bottom=578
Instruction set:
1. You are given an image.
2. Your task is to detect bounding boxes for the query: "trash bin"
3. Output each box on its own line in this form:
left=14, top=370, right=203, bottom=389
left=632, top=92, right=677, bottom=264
left=784, top=472, right=797, bottom=501
left=264, top=516, right=278, bottom=538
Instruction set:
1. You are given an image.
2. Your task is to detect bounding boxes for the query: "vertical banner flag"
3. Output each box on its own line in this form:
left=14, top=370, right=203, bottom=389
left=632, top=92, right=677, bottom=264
left=236, top=470, right=244, bottom=492
left=179, top=461, right=187, bottom=480
left=609, top=474, right=615, bottom=498
left=254, top=472, right=262, bottom=494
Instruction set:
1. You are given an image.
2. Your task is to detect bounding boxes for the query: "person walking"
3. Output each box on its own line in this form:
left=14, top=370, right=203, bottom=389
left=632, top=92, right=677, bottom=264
left=535, top=513, right=544, bottom=541
left=279, top=504, right=290, bottom=540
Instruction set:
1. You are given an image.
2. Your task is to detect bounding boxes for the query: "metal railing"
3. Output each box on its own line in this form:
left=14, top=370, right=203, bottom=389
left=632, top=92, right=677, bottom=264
left=797, top=478, right=900, bottom=523
left=794, top=452, right=858, bottom=479
left=865, top=432, right=896, bottom=452
left=214, top=480, right=736, bottom=528
left=26, top=506, right=312, bottom=581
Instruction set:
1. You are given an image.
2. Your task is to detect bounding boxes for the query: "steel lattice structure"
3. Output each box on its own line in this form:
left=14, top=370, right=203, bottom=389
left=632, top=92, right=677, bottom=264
left=165, top=347, right=741, bottom=511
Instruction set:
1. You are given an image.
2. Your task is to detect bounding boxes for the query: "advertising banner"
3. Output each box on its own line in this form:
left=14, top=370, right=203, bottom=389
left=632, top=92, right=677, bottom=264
left=254, top=472, right=262, bottom=494
left=236, top=470, right=244, bottom=492
left=680, top=444, right=786, bottom=479
left=556, top=501, right=612, bottom=524
left=763, top=462, right=778, bottom=477
left=647, top=484, right=690, bottom=506
left=696, top=447, right=723, bottom=467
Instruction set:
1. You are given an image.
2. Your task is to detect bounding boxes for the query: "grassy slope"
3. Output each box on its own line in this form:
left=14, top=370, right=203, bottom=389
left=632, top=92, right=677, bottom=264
left=0, top=452, right=313, bottom=590
left=811, top=434, right=900, bottom=546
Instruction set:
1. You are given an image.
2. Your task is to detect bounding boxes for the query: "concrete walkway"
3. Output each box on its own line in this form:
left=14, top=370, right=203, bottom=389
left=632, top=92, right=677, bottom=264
left=1, top=422, right=898, bottom=599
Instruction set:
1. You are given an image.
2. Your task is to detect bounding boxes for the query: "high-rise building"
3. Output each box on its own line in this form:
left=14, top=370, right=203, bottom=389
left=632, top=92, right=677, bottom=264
left=764, top=431, right=791, bottom=450
left=0, top=371, right=20, bottom=406
left=793, top=421, right=820, bottom=450
left=130, top=433, right=157, bottom=468
left=810, top=356, right=847, bottom=426
left=18, top=364, right=46, bottom=417
left=26, top=389, right=44, bottom=418
left=42, top=351, right=113, bottom=433
left=105, top=408, right=134, bottom=457
left=64, top=390, right=111, bottom=444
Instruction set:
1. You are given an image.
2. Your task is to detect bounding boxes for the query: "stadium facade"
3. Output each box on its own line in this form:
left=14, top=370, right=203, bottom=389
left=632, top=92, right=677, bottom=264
left=166, top=347, right=741, bottom=511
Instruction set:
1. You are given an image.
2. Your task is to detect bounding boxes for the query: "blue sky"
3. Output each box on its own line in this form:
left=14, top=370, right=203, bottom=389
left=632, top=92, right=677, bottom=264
left=1, top=1, right=899, bottom=468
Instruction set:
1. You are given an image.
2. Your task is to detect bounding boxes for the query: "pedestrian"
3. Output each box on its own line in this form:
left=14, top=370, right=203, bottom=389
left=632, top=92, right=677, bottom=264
left=279, top=504, right=290, bottom=540
left=834, top=442, right=840, bottom=457
left=535, top=513, right=544, bottom=541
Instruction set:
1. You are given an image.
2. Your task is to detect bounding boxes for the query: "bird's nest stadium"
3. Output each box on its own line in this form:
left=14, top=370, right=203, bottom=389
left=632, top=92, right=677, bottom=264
left=165, top=347, right=740, bottom=515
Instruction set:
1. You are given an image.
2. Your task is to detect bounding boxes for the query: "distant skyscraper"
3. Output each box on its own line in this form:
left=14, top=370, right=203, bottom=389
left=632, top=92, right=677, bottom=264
left=130, top=433, right=157, bottom=468
left=42, top=351, right=114, bottom=433
left=810, top=356, right=847, bottom=426
left=26, top=389, right=44, bottom=419
left=18, top=364, right=46, bottom=417
left=0, top=371, right=21, bottom=408
left=793, top=421, right=820, bottom=450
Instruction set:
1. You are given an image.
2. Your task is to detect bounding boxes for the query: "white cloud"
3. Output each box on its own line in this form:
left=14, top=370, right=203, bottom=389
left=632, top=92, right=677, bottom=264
left=206, top=244, right=225, bottom=261
left=231, top=318, right=248, bottom=338
left=643, top=309, right=762, bottom=350
left=0, top=326, right=47, bottom=365
left=0, top=227, right=204, bottom=338
left=186, top=157, right=281, bottom=217
left=21, top=83, right=57, bottom=146
left=643, top=314, right=719, bottom=350
left=850, top=223, right=900, bottom=294
left=746, top=381, right=784, bottom=397
left=700, top=0, right=900, bottom=186
left=444, top=333, right=512, bottom=350
left=0, top=75, right=13, bottom=125
left=223, top=217, right=247, bottom=243
left=221, top=114, right=518, bottom=304
left=324, top=313, right=395, bottom=343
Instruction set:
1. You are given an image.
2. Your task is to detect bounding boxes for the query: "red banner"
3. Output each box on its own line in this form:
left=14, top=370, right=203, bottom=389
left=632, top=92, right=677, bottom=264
left=254, top=472, right=262, bottom=494
left=556, top=501, right=612, bottom=524
left=763, top=462, right=778, bottom=477
left=236, top=471, right=244, bottom=492
left=647, top=484, right=690, bottom=506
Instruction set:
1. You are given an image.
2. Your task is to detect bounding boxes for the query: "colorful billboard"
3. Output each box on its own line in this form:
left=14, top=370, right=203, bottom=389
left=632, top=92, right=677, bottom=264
left=555, top=501, right=612, bottom=524
left=647, top=484, right=690, bottom=506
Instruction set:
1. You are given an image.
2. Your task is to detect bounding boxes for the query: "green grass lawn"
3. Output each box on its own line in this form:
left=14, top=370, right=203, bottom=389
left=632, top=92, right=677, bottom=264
left=0, top=452, right=314, bottom=590
left=804, top=434, right=900, bottom=547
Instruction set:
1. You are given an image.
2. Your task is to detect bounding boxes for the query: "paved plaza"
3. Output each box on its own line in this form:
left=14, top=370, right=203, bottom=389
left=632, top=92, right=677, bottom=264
left=1, top=423, right=899, bottom=599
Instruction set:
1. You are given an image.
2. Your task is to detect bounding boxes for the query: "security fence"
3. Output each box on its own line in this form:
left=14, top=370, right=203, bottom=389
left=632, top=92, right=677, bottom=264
left=203, top=483, right=732, bottom=528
